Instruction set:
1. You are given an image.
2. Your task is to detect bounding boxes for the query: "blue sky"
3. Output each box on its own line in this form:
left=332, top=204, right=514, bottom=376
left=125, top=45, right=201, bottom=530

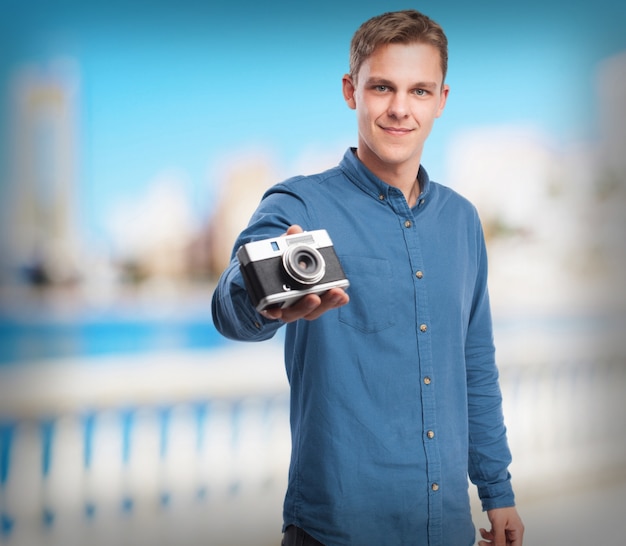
left=1, top=0, right=625, bottom=244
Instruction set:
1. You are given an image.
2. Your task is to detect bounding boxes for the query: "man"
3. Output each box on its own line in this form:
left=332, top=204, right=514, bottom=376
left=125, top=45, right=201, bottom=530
left=211, top=9, right=524, bottom=546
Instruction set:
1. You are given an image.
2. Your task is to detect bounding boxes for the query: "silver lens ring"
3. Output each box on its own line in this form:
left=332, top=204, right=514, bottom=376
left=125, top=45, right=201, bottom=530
left=282, top=244, right=325, bottom=285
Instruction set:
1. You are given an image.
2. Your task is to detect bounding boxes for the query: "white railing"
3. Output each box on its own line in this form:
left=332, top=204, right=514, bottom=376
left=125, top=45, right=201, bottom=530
left=1, top=324, right=625, bottom=545
left=502, top=357, right=626, bottom=494
left=0, top=342, right=292, bottom=546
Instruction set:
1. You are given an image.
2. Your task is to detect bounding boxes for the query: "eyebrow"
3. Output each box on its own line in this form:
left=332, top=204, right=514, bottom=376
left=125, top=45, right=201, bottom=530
left=366, top=77, right=439, bottom=90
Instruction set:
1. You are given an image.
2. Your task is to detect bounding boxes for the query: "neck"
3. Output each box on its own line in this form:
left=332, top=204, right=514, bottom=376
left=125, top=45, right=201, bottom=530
left=355, top=149, right=422, bottom=207
left=404, top=177, right=421, bottom=208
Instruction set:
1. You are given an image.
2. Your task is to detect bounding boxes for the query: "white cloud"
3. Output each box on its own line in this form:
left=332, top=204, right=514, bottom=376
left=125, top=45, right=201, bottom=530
left=107, top=170, right=195, bottom=260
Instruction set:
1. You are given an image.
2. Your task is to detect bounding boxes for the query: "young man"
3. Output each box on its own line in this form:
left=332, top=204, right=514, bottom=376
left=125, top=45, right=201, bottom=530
left=211, top=9, right=524, bottom=546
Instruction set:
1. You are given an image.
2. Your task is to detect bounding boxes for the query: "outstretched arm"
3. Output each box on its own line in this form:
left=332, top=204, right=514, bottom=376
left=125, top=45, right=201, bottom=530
left=212, top=224, right=348, bottom=340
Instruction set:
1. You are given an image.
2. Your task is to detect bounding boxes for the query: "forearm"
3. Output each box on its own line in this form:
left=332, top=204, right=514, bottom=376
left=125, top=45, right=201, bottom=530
left=466, top=350, right=515, bottom=510
left=211, top=182, right=313, bottom=341
left=468, top=422, right=515, bottom=510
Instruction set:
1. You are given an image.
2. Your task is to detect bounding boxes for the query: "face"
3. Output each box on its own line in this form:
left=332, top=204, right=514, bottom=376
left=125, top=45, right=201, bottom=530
left=342, top=42, right=449, bottom=179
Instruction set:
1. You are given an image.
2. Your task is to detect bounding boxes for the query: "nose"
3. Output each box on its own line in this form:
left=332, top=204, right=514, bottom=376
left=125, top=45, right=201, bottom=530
left=387, top=93, right=409, bottom=119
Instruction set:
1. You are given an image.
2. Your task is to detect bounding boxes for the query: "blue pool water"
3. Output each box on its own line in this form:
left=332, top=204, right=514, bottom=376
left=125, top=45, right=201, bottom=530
left=0, top=314, right=229, bottom=365
left=0, top=301, right=620, bottom=367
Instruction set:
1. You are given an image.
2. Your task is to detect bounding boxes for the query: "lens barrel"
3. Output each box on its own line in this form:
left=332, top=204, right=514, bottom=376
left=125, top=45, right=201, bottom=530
left=282, top=244, right=326, bottom=285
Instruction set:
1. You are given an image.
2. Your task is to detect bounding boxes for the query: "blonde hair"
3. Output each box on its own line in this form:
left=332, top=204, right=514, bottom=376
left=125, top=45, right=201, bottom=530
left=349, top=10, right=448, bottom=84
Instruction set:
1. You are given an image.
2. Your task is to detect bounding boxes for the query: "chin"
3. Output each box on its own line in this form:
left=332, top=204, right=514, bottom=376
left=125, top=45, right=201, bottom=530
left=359, top=139, right=421, bottom=170
left=377, top=149, right=418, bottom=167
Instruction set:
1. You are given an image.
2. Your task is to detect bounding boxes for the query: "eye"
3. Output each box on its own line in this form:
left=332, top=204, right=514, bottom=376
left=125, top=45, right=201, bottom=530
left=413, top=88, right=428, bottom=96
left=374, top=85, right=391, bottom=92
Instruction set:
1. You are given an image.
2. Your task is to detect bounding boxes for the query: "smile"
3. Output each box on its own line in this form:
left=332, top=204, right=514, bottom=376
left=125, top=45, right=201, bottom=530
left=381, top=126, right=413, bottom=136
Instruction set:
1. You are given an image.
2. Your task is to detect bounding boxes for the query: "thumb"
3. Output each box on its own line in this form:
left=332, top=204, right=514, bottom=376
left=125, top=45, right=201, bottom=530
left=286, top=225, right=304, bottom=235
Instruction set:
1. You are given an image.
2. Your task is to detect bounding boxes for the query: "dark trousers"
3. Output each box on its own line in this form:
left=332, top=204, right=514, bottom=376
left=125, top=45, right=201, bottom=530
left=281, top=525, right=325, bottom=546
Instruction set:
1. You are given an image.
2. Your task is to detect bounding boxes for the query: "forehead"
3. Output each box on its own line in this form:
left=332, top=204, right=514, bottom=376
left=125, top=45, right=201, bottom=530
left=358, top=42, right=444, bottom=84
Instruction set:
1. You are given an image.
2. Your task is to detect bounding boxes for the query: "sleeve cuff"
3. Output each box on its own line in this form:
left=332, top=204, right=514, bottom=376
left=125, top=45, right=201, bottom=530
left=477, top=478, right=516, bottom=511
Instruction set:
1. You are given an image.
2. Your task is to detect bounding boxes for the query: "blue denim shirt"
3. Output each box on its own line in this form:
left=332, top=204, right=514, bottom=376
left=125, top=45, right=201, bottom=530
left=212, top=148, right=515, bottom=546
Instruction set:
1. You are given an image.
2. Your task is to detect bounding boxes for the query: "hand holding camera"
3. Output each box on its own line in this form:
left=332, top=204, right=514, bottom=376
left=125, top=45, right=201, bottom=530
left=237, top=225, right=350, bottom=323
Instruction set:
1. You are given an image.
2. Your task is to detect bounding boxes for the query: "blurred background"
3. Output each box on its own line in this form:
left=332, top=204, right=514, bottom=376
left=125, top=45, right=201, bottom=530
left=0, top=0, right=625, bottom=544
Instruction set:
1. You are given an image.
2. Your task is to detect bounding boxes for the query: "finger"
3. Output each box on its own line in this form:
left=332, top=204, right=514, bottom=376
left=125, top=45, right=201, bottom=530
left=279, top=294, right=322, bottom=323
left=321, top=287, right=349, bottom=305
left=262, top=288, right=348, bottom=323
left=285, top=225, right=304, bottom=235
left=478, top=528, right=494, bottom=544
left=302, top=289, right=349, bottom=321
left=261, top=307, right=283, bottom=321
left=506, top=528, right=523, bottom=545
left=260, top=296, right=317, bottom=322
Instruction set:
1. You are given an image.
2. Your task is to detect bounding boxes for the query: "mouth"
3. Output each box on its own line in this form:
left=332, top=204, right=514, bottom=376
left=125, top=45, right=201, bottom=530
left=381, top=126, right=414, bottom=136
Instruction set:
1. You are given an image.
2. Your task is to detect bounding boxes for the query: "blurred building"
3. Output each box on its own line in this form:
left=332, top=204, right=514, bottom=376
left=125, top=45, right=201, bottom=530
left=105, top=172, right=197, bottom=287
left=3, top=60, right=81, bottom=287
left=204, top=154, right=276, bottom=279
left=447, top=51, right=626, bottom=315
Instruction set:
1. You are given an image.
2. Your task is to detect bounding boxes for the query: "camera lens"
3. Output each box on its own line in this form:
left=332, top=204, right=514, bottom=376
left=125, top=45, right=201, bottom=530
left=282, top=244, right=326, bottom=285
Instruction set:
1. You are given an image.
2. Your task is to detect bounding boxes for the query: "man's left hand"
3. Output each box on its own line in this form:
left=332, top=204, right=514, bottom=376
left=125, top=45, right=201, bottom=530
left=478, top=506, right=524, bottom=546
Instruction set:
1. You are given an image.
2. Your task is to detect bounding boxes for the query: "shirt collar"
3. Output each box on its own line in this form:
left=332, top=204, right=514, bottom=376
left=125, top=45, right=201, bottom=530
left=340, top=147, right=431, bottom=203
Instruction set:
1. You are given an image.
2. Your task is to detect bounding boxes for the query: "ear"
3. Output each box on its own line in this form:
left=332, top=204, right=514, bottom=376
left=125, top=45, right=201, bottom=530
left=342, top=74, right=357, bottom=110
left=435, top=84, right=450, bottom=118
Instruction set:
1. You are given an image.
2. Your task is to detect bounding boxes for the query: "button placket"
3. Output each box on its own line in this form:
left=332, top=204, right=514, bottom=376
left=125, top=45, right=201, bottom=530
left=392, top=181, right=441, bottom=528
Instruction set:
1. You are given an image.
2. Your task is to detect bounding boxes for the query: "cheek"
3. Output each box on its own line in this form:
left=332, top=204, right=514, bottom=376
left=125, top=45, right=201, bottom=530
left=356, top=108, right=374, bottom=130
left=416, top=104, right=441, bottom=124
left=356, top=95, right=386, bottom=120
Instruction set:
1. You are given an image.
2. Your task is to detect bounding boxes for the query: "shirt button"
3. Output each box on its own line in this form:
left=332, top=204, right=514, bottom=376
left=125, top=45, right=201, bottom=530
left=254, top=321, right=261, bottom=329
left=420, top=324, right=428, bottom=332
left=415, top=270, right=423, bottom=279
left=404, top=220, right=412, bottom=228
left=419, top=198, right=425, bottom=206
left=427, top=430, right=435, bottom=439
left=431, top=483, right=440, bottom=491
left=379, top=194, right=385, bottom=200
left=423, top=376, right=431, bottom=385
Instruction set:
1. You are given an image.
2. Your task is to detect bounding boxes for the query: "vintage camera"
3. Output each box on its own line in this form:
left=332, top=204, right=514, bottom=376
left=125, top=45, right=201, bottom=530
left=236, top=229, right=350, bottom=312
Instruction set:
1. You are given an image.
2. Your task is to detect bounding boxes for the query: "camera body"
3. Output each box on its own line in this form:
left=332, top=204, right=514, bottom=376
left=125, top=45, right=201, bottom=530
left=236, top=229, right=349, bottom=312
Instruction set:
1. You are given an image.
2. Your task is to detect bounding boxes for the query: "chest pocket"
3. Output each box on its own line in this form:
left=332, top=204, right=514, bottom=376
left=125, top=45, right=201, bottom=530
left=337, top=256, right=396, bottom=334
